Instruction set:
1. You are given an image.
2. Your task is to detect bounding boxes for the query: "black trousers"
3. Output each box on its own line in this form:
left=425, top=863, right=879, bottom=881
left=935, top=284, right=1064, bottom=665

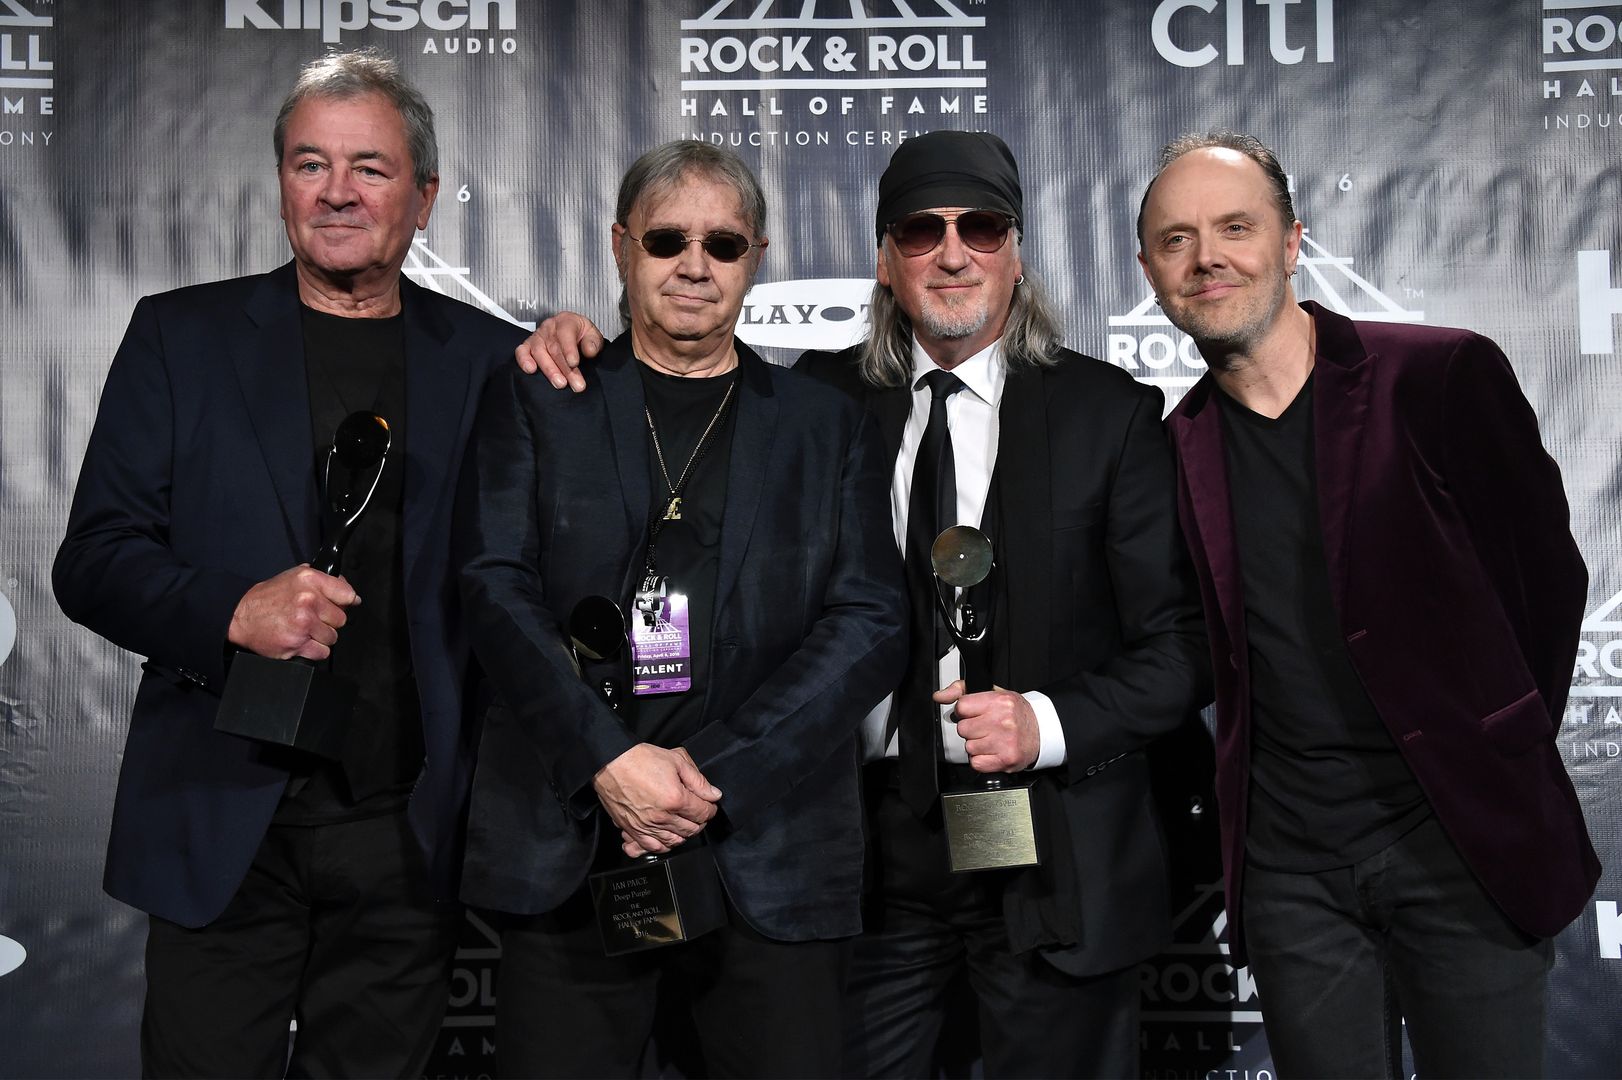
left=1243, top=814, right=1554, bottom=1079
left=843, top=774, right=1140, bottom=1079
left=141, top=811, right=462, bottom=1079
left=496, top=886, right=849, bottom=1079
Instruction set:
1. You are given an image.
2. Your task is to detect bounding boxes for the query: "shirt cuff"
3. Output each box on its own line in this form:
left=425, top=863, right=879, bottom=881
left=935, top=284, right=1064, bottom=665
left=1024, top=690, right=1066, bottom=770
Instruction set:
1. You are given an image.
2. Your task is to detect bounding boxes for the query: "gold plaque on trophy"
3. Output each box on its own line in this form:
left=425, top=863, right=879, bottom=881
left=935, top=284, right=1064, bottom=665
left=941, top=778, right=1040, bottom=872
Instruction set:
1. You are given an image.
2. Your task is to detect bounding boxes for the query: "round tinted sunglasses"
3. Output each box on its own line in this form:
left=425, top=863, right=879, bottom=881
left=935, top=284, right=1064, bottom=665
left=886, top=210, right=1016, bottom=257
left=627, top=228, right=760, bottom=263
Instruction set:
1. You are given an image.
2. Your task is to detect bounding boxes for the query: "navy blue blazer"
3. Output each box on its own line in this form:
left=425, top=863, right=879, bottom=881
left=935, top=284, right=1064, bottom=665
left=454, top=336, right=907, bottom=941
left=53, top=262, right=527, bottom=928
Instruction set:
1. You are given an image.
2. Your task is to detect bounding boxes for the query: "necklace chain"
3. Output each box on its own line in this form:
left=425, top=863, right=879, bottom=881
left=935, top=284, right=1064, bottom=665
left=645, top=379, right=737, bottom=522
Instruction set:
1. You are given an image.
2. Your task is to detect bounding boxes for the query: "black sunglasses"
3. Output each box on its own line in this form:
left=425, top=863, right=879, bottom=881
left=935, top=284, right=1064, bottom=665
left=628, top=228, right=759, bottom=263
left=887, top=210, right=1016, bottom=257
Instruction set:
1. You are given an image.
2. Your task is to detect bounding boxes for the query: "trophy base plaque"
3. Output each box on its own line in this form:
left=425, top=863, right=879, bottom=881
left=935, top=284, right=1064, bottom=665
left=589, top=845, right=728, bottom=956
left=214, top=653, right=355, bottom=760
left=941, top=781, right=1041, bottom=873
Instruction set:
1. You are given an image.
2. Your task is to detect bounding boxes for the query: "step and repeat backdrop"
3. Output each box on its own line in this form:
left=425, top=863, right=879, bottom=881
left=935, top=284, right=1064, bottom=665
left=1, top=1, right=1620, bottom=1076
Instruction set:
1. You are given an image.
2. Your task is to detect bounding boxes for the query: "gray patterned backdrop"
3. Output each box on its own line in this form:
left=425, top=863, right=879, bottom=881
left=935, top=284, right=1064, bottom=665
left=1, top=1, right=1619, bottom=1075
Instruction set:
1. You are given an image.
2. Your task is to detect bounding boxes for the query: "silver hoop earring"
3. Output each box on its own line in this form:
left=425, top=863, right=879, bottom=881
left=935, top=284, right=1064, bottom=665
left=1014, top=274, right=1025, bottom=286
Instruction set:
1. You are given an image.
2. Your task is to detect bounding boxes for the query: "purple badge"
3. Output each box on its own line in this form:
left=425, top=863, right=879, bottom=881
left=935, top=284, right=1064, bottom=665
left=631, top=591, right=692, bottom=695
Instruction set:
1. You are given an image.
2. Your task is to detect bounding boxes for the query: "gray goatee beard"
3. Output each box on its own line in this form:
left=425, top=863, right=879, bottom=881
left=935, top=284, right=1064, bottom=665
left=918, top=301, right=990, bottom=342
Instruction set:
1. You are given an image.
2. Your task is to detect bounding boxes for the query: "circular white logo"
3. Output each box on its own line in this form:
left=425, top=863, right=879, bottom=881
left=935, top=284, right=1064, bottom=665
left=0, top=590, right=15, bottom=667
left=0, top=935, right=25, bottom=978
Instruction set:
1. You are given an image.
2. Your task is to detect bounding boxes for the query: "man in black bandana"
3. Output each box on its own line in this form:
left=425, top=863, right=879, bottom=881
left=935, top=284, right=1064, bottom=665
left=455, top=141, right=906, bottom=1078
left=514, top=133, right=1210, bottom=1079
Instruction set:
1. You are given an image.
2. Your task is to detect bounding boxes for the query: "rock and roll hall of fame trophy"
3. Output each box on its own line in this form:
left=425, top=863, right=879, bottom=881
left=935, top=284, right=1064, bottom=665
left=575, top=595, right=727, bottom=956
left=931, top=525, right=1041, bottom=873
left=214, top=411, right=391, bottom=758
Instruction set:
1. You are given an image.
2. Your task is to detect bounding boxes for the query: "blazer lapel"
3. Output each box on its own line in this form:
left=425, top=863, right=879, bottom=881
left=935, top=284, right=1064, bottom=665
left=871, top=382, right=911, bottom=468
left=1305, top=302, right=1374, bottom=611
left=595, top=337, right=654, bottom=603
left=232, top=264, right=318, bottom=559
left=400, top=280, right=470, bottom=589
left=990, top=364, right=1053, bottom=690
left=1170, top=379, right=1245, bottom=647
left=714, top=348, right=778, bottom=616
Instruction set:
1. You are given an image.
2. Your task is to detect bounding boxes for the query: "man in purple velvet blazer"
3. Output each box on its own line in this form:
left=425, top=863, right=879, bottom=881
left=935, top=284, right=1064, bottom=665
left=1135, top=132, right=1600, bottom=1078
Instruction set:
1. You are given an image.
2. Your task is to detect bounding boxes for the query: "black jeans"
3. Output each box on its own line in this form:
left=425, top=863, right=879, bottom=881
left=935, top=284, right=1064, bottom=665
left=496, top=887, right=849, bottom=1079
left=842, top=776, right=1140, bottom=1079
left=1242, top=815, right=1553, bottom=1079
left=141, top=811, right=462, bottom=1079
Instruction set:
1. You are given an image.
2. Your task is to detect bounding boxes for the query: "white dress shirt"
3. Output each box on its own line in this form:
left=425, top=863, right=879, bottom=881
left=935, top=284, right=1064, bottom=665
left=859, top=337, right=1068, bottom=769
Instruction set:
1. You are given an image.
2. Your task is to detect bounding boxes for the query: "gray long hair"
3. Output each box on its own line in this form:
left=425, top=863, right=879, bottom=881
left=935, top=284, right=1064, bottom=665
left=274, top=48, right=438, bottom=190
left=857, top=257, right=1064, bottom=389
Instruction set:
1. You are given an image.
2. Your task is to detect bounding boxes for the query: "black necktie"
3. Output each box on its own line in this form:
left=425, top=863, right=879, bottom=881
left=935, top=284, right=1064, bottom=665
left=897, top=368, right=963, bottom=817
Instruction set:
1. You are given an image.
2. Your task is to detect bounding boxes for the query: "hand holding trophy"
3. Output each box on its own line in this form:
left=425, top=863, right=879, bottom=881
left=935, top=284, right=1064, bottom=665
left=931, top=526, right=1041, bottom=873
left=214, top=412, right=391, bottom=757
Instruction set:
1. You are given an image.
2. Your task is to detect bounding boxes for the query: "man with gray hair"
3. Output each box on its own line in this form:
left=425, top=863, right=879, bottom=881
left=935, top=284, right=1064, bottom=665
left=455, top=139, right=904, bottom=1077
left=516, top=131, right=1209, bottom=1079
left=1137, top=131, right=1598, bottom=1076
left=54, top=49, right=525, bottom=1075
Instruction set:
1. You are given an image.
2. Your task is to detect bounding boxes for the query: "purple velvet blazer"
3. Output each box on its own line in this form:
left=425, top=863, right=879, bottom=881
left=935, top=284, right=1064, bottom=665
left=1168, top=301, right=1600, bottom=963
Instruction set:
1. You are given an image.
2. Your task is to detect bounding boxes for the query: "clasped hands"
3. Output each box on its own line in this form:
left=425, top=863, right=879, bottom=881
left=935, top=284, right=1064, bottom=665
left=593, top=743, right=723, bottom=858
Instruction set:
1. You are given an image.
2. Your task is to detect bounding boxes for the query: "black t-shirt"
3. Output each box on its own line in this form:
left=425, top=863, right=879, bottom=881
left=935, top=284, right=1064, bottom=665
left=630, top=363, right=738, bottom=749
left=1218, top=375, right=1430, bottom=872
left=274, top=305, right=423, bottom=825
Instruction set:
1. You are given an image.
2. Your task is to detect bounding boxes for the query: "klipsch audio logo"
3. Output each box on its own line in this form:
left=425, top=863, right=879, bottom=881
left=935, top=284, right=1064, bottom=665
left=0, top=0, right=54, bottom=152
left=1567, top=588, right=1622, bottom=768
left=678, top=0, right=991, bottom=149
left=225, top=0, right=520, bottom=56
left=1578, top=249, right=1622, bottom=354
left=1539, top=1, right=1622, bottom=132
left=1111, top=227, right=1422, bottom=410
left=1151, top=0, right=1334, bottom=68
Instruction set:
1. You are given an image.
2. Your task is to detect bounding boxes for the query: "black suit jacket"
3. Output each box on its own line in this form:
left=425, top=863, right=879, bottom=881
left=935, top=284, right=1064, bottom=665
left=455, top=336, right=907, bottom=941
left=52, top=262, right=528, bottom=928
left=797, top=345, right=1211, bottom=976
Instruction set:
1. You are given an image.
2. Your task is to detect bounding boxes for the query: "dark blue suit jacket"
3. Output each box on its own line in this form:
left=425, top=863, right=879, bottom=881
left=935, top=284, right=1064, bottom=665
left=454, top=336, right=907, bottom=941
left=53, top=262, right=527, bottom=928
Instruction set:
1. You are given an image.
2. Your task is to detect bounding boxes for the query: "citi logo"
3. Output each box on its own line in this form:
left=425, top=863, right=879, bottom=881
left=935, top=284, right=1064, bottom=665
left=224, top=0, right=516, bottom=45
left=1578, top=249, right=1622, bottom=355
left=1152, top=0, right=1334, bottom=68
left=735, top=278, right=873, bottom=352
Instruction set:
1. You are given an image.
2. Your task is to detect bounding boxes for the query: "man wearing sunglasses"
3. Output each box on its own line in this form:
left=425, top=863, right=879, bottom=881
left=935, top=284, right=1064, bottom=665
left=513, top=131, right=1209, bottom=1079
left=454, top=140, right=905, bottom=1077
left=1137, top=132, right=1597, bottom=1077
